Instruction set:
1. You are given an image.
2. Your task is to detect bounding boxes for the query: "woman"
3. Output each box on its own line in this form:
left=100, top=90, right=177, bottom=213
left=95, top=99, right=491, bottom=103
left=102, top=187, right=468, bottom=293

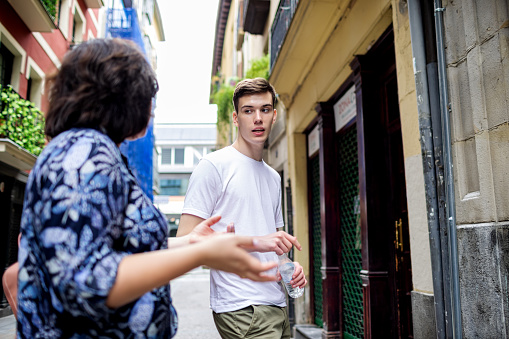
left=16, top=38, right=276, bottom=338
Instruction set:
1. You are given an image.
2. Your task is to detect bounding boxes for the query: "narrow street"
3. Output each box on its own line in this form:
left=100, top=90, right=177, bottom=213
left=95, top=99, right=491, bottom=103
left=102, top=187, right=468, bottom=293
left=0, top=314, right=15, bottom=339
left=171, top=266, right=221, bottom=339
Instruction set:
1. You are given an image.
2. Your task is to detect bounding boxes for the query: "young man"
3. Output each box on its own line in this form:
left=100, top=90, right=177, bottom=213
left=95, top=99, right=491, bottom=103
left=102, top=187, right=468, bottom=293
left=177, top=78, right=307, bottom=338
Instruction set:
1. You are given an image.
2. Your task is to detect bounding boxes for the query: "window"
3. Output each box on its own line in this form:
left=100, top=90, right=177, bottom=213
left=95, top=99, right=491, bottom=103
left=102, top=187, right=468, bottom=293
left=174, top=148, right=184, bottom=165
left=0, top=44, right=14, bottom=87
left=161, top=148, right=172, bottom=165
left=26, top=78, right=32, bottom=100
left=160, top=179, right=189, bottom=196
left=160, top=147, right=187, bottom=166
left=72, top=3, right=85, bottom=44
left=57, top=0, right=71, bottom=39
left=0, top=25, right=26, bottom=92
left=26, top=57, right=44, bottom=108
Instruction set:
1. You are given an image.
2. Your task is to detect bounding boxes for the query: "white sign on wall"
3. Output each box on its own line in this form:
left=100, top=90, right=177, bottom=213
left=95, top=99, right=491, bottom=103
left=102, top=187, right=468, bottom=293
left=308, top=124, right=320, bottom=158
left=334, top=85, right=357, bottom=132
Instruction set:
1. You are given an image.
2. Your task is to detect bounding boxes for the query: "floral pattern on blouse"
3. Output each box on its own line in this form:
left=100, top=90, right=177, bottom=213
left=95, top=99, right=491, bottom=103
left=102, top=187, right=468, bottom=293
left=17, top=128, right=177, bottom=338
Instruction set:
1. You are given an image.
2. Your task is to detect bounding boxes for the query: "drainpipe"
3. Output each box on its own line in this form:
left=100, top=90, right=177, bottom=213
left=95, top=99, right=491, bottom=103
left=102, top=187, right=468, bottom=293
left=407, top=1, right=446, bottom=337
left=434, top=1, right=463, bottom=338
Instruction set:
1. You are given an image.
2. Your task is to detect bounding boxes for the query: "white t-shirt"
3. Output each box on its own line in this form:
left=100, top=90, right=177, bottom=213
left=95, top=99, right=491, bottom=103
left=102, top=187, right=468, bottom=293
left=182, top=146, right=286, bottom=313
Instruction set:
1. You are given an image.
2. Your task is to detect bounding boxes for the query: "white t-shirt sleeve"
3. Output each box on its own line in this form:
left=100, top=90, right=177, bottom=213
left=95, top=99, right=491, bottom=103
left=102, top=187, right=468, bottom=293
left=182, top=159, right=221, bottom=219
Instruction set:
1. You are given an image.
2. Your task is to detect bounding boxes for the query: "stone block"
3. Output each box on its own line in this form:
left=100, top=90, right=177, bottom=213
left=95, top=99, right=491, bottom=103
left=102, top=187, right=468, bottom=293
left=457, top=224, right=509, bottom=338
left=411, top=291, right=436, bottom=339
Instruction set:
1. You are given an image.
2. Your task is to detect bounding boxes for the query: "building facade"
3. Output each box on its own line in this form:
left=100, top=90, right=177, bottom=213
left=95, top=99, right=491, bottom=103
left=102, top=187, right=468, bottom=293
left=0, top=0, right=104, bottom=315
left=212, top=0, right=509, bottom=338
left=154, top=122, right=217, bottom=236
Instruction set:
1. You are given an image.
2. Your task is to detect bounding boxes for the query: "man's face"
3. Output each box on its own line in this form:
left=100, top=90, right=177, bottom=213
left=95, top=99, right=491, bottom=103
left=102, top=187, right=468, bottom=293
left=233, top=92, right=276, bottom=146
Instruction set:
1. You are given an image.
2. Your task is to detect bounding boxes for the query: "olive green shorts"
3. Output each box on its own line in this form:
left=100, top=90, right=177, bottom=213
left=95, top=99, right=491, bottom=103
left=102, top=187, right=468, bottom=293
left=212, top=305, right=291, bottom=339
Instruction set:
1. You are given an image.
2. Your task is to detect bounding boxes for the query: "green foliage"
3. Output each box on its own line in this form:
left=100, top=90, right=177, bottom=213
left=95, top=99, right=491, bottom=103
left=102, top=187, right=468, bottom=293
left=213, top=85, right=235, bottom=126
left=41, top=0, right=57, bottom=19
left=245, top=54, right=270, bottom=80
left=0, top=85, right=46, bottom=156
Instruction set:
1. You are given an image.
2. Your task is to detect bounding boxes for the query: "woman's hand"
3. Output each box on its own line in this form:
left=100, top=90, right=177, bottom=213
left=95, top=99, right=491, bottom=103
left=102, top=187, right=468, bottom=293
left=198, top=234, right=278, bottom=282
left=188, top=216, right=236, bottom=243
left=188, top=216, right=221, bottom=244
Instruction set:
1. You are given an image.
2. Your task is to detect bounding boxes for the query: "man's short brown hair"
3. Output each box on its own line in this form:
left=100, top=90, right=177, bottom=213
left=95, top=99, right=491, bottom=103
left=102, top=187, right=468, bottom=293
left=232, top=78, right=276, bottom=113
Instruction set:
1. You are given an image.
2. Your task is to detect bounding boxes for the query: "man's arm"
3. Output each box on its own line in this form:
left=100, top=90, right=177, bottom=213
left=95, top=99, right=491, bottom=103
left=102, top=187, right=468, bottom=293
left=177, top=214, right=205, bottom=237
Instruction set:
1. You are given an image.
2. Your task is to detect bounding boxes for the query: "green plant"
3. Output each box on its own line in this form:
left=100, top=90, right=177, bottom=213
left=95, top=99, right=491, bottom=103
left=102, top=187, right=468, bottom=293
left=245, top=54, right=269, bottom=80
left=41, top=0, right=57, bottom=19
left=213, top=85, right=235, bottom=126
left=0, top=85, right=46, bottom=156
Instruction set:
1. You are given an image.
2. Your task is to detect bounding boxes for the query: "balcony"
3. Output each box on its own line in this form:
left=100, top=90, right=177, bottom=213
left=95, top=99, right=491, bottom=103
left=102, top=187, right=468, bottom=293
left=243, top=0, right=270, bottom=35
left=236, top=0, right=245, bottom=50
left=7, top=0, right=56, bottom=32
left=84, top=0, right=104, bottom=8
left=0, top=139, right=37, bottom=171
left=270, top=0, right=299, bottom=71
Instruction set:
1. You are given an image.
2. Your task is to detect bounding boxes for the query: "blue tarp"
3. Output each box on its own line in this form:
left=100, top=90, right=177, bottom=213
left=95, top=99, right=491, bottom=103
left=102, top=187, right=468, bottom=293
left=106, top=8, right=154, bottom=201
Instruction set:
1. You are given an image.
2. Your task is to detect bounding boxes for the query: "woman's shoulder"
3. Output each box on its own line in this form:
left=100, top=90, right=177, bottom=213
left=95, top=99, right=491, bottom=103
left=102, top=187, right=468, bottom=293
left=44, top=128, right=120, bottom=159
left=34, top=128, right=126, bottom=180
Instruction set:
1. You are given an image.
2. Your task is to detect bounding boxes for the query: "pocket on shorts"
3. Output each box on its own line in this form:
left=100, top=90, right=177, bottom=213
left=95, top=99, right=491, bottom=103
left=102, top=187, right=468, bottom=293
left=232, top=305, right=256, bottom=337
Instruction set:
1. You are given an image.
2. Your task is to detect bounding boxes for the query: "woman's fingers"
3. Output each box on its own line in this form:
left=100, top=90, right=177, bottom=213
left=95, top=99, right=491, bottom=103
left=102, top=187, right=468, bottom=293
left=202, top=235, right=277, bottom=282
left=201, top=215, right=221, bottom=228
left=189, top=216, right=222, bottom=243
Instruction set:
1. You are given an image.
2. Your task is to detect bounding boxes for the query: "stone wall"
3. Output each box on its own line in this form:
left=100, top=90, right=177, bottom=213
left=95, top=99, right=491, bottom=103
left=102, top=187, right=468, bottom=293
left=444, top=0, right=509, bottom=336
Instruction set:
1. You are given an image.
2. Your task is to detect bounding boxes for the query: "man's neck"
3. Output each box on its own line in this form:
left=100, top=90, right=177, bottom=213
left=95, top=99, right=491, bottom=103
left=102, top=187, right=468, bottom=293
left=232, top=140, right=264, bottom=162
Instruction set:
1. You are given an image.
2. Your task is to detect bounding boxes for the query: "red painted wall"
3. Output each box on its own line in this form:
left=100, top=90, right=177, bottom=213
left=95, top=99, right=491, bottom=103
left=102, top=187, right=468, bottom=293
left=0, top=0, right=104, bottom=112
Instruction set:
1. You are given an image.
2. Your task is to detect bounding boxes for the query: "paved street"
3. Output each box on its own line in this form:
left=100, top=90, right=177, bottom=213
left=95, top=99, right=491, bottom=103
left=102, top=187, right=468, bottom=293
left=172, top=266, right=221, bottom=338
left=0, top=267, right=219, bottom=339
left=0, top=314, right=15, bottom=339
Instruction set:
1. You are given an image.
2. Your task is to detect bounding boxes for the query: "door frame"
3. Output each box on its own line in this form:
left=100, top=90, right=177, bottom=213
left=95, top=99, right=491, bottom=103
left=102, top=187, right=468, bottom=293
left=350, top=25, right=413, bottom=338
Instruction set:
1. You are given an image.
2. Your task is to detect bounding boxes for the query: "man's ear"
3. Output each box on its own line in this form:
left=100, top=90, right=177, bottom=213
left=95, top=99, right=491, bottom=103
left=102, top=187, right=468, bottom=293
left=232, top=111, right=239, bottom=127
left=272, top=109, right=277, bottom=124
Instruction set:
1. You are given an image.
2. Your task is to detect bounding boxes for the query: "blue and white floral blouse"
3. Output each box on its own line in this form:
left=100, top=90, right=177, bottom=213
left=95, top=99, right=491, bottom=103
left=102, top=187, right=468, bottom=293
left=17, top=128, right=177, bottom=338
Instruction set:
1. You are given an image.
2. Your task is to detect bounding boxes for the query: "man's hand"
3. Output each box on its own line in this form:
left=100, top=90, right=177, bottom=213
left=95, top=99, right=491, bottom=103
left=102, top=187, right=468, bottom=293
left=289, top=261, right=307, bottom=288
left=246, top=231, right=302, bottom=255
left=275, top=261, right=307, bottom=288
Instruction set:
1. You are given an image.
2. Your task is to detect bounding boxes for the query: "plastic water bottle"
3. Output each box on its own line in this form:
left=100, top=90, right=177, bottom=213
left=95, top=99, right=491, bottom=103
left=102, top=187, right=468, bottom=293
left=277, top=253, right=304, bottom=298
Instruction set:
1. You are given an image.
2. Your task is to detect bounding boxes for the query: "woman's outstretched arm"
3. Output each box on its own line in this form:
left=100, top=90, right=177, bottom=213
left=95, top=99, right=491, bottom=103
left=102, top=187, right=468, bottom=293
left=106, top=217, right=277, bottom=308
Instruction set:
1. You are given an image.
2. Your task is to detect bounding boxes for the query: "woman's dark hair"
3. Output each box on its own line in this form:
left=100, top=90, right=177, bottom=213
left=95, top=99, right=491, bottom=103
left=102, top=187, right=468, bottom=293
left=44, top=38, right=159, bottom=144
left=232, top=78, right=276, bottom=113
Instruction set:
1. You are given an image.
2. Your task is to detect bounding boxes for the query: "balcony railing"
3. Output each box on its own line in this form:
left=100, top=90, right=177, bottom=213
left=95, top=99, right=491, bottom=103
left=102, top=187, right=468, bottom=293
left=270, top=0, right=299, bottom=72
left=41, top=0, right=57, bottom=19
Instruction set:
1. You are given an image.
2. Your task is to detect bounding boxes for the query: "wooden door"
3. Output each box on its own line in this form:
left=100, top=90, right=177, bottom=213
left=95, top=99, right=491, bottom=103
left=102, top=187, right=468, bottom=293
left=382, top=69, right=413, bottom=339
left=351, top=26, right=413, bottom=338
